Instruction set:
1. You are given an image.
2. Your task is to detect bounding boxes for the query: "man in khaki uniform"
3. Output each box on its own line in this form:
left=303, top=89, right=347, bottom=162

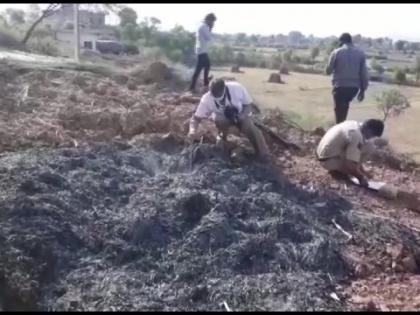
left=188, top=78, right=270, bottom=162
left=316, top=119, right=384, bottom=187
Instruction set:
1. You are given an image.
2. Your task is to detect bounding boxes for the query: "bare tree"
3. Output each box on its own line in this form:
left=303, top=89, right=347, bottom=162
left=376, top=89, right=410, bottom=122
left=21, top=3, right=124, bottom=46
left=21, top=3, right=61, bottom=45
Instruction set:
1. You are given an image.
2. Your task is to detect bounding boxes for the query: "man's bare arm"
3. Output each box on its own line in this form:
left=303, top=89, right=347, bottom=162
left=325, top=51, right=336, bottom=75
left=189, top=115, right=203, bottom=134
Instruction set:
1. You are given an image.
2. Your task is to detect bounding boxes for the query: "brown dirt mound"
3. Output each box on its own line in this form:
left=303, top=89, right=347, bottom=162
left=268, top=73, right=284, bottom=84
left=231, top=65, right=241, bottom=73
left=130, top=61, right=172, bottom=85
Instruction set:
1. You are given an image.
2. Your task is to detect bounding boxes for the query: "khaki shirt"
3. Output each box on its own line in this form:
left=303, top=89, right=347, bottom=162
left=316, top=121, right=365, bottom=163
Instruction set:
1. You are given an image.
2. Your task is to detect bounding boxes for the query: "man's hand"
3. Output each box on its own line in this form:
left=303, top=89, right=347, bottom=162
left=240, top=104, right=252, bottom=119
left=359, top=163, right=372, bottom=179
left=361, top=167, right=373, bottom=179
left=357, top=89, right=365, bottom=102
left=187, top=129, right=200, bottom=143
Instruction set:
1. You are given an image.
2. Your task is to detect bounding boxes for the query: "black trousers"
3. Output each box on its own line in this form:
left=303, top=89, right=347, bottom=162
left=190, top=53, right=210, bottom=90
left=332, top=87, right=359, bottom=124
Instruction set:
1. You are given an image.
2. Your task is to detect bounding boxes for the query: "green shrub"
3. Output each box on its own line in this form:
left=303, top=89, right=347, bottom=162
left=394, top=68, right=407, bottom=84
left=376, top=89, right=410, bottom=121
left=28, top=38, right=59, bottom=56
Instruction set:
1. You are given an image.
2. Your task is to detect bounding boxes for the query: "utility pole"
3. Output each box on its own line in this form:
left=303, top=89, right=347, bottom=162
left=73, top=3, right=80, bottom=63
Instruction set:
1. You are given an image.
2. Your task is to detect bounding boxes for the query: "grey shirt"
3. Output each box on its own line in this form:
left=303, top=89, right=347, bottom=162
left=195, top=23, right=212, bottom=55
left=326, top=44, right=369, bottom=91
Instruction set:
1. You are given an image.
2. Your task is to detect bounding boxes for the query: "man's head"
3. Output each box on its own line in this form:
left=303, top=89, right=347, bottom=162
left=361, top=119, right=384, bottom=140
left=339, top=33, right=352, bottom=46
left=204, top=13, right=216, bottom=28
left=209, top=78, right=226, bottom=100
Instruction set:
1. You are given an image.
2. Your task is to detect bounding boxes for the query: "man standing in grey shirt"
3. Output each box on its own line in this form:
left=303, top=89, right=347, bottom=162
left=189, top=13, right=216, bottom=93
left=326, top=33, right=369, bottom=124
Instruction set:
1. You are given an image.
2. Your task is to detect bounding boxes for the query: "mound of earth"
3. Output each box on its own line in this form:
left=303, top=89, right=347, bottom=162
left=1, top=137, right=420, bottom=311
left=268, top=73, right=283, bottom=84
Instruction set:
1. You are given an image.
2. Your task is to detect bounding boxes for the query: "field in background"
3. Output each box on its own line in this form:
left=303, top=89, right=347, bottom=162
left=212, top=66, right=420, bottom=162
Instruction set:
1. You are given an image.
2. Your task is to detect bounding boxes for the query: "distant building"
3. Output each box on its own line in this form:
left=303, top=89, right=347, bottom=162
left=43, top=4, right=119, bottom=53
left=56, top=28, right=117, bottom=51
left=43, top=4, right=107, bottom=30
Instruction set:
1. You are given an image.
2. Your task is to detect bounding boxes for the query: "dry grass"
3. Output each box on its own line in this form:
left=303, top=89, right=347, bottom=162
left=212, top=66, right=420, bottom=162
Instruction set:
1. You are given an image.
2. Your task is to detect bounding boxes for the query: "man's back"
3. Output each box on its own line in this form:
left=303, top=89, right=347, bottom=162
left=317, top=120, right=363, bottom=160
left=326, top=44, right=368, bottom=90
left=195, top=23, right=211, bottom=55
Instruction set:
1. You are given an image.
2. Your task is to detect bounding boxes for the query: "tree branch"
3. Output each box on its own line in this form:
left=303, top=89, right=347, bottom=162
left=21, top=3, right=61, bottom=45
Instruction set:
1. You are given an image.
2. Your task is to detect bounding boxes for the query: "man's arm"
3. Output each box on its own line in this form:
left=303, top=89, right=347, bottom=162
left=189, top=115, right=203, bottom=135
left=325, top=51, right=336, bottom=75
left=344, top=131, right=368, bottom=186
left=238, top=85, right=254, bottom=120
left=188, top=97, right=211, bottom=136
left=359, top=53, right=369, bottom=92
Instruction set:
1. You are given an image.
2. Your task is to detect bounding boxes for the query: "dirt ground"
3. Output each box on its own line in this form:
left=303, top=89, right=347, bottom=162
left=0, top=56, right=420, bottom=311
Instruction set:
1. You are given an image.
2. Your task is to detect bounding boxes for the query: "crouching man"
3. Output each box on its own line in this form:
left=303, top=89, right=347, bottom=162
left=188, top=78, right=270, bottom=162
left=316, top=119, right=384, bottom=187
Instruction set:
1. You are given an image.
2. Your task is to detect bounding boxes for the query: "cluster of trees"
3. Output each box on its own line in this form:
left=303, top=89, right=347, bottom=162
left=211, top=31, right=407, bottom=52
left=370, top=56, right=420, bottom=86
left=0, top=5, right=196, bottom=63
left=207, top=44, right=322, bottom=69
left=2, top=4, right=420, bottom=89
left=117, top=7, right=195, bottom=64
left=0, top=4, right=63, bottom=55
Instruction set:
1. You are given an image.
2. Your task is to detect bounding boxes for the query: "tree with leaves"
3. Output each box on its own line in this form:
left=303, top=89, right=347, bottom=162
left=235, top=52, right=246, bottom=67
left=270, top=53, right=283, bottom=69
left=394, top=68, right=406, bottom=85
left=149, top=17, right=161, bottom=29
left=118, top=7, right=137, bottom=27
left=5, top=8, right=25, bottom=24
left=327, top=39, right=340, bottom=55
left=371, top=58, right=385, bottom=74
left=310, top=46, right=320, bottom=60
left=395, top=40, right=406, bottom=51
left=415, top=56, right=420, bottom=82
left=376, top=89, right=410, bottom=122
left=283, top=49, right=293, bottom=64
left=121, top=22, right=141, bottom=44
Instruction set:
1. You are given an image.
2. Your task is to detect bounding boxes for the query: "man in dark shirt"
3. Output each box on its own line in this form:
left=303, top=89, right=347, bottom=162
left=326, top=33, right=369, bottom=124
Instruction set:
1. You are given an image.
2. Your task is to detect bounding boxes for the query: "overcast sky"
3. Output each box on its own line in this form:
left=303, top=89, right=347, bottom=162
left=2, top=3, right=420, bottom=41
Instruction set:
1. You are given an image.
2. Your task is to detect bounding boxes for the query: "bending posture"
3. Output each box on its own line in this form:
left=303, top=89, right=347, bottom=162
left=316, top=119, right=384, bottom=187
left=188, top=78, right=270, bottom=162
left=189, top=13, right=216, bottom=93
left=326, top=33, right=369, bottom=124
